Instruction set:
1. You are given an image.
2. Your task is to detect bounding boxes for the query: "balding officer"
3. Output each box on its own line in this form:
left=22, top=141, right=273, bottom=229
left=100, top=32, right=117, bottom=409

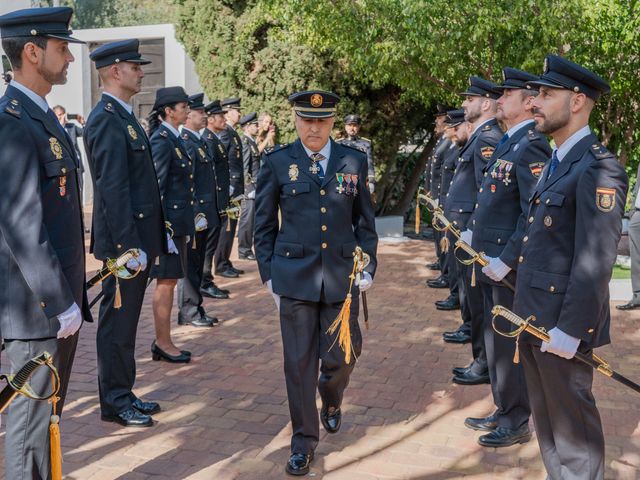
left=463, top=68, right=551, bottom=447
left=514, top=55, right=627, bottom=480
left=337, top=114, right=375, bottom=194
left=237, top=112, right=261, bottom=260
left=255, top=91, right=378, bottom=476
left=445, top=78, right=503, bottom=388
left=0, top=7, right=91, bottom=478
left=85, top=39, right=166, bottom=426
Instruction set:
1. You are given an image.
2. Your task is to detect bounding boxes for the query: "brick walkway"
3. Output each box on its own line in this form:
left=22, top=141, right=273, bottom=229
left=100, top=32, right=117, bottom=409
left=1, top=237, right=639, bottom=479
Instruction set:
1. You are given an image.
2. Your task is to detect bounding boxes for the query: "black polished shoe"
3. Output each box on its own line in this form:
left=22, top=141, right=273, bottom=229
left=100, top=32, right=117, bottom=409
left=452, top=365, right=471, bottom=376
left=218, top=269, right=239, bottom=278
left=478, top=425, right=531, bottom=447
left=320, top=405, right=342, bottom=434
left=132, top=398, right=161, bottom=416
left=239, top=253, right=256, bottom=261
left=464, top=412, right=498, bottom=431
left=443, top=330, right=471, bottom=344
left=426, top=261, right=440, bottom=270
left=285, top=452, right=314, bottom=476
left=230, top=266, right=245, bottom=275
left=426, top=277, right=449, bottom=288
left=453, top=370, right=490, bottom=385
left=151, top=341, right=191, bottom=363
left=435, top=297, right=461, bottom=311
left=200, top=285, right=229, bottom=299
left=101, top=408, right=153, bottom=427
left=214, top=284, right=230, bottom=294
left=616, top=301, right=640, bottom=310
left=192, top=315, right=215, bottom=327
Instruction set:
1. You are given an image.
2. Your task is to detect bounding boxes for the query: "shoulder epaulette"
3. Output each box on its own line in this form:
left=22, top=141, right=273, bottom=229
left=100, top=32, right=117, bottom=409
left=3, top=97, right=21, bottom=118
left=159, top=130, right=168, bottom=137
left=181, top=132, right=189, bottom=140
left=360, top=137, right=371, bottom=142
left=590, top=142, right=615, bottom=160
left=265, top=143, right=290, bottom=155
left=482, top=124, right=492, bottom=131
left=341, top=142, right=367, bottom=154
left=104, top=102, right=114, bottom=113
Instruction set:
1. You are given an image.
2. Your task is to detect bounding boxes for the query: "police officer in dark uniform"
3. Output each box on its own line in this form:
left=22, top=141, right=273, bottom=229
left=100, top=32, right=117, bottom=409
left=515, top=55, right=627, bottom=480
left=337, top=114, right=376, bottom=194
left=237, top=112, right=261, bottom=260
left=255, top=91, right=378, bottom=476
left=444, top=77, right=503, bottom=387
left=463, top=68, right=551, bottom=447
left=215, top=97, right=245, bottom=277
left=433, top=110, right=466, bottom=311
left=177, top=93, right=221, bottom=327
left=200, top=100, right=231, bottom=298
left=148, top=86, right=198, bottom=363
left=85, top=39, right=166, bottom=427
left=0, top=7, right=91, bottom=478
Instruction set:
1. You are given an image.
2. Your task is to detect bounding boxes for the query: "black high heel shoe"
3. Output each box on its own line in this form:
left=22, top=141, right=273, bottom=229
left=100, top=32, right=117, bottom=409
left=151, top=341, right=190, bottom=363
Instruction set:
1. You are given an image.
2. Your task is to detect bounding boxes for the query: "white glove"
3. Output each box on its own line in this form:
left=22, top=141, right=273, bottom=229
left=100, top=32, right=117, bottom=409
left=266, top=279, right=280, bottom=310
left=185, top=236, right=191, bottom=244
left=541, top=327, right=580, bottom=359
left=355, top=271, right=373, bottom=292
left=481, top=256, right=511, bottom=282
left=195, top=216, right=208, bottom=231
left=127, top=249, right=147, bottom=271
left=57, top=303, right=82, bottom=339
left=248, top=190, right=256, bottom=200
left=460, top=229, right=473, bottom=245
left=368, top=182, right=375, bottom=194
left=167, top=233, right=179, bottom=254
left=229, top=185, right=235, bottom=195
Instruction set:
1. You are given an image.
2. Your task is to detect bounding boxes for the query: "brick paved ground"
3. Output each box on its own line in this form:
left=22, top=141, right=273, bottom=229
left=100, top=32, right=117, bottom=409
left=1, top=236, right=639, bottom=479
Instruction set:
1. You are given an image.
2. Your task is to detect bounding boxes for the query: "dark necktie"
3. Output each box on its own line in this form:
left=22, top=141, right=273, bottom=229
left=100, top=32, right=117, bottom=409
left=547, top=151, right=559, bottom=179
left=496, top=133, right=509, bottom=149
left=310, top=152, right=325, bottom=180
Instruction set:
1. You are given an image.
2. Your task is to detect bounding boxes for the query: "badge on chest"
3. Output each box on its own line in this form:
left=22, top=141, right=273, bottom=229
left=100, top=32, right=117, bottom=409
left=336, top=172, right=358, bottom=196
left=490, top=159, right=514, bottom=186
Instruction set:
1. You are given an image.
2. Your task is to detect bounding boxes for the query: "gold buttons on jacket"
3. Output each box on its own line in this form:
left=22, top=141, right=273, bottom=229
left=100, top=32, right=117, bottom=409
left=40, top=301, right=46, bottom=308
left=321, top=225, right=327, bottom=231
left=321, top=242, right=328, bottom=249
left=529, top=216, right=534, bottom=223
left=138, top=213, right=144, bottom=218
left=321, top=207, right=327, bottom=213
left=588, top=328, right=594, bottom=333
left=479, top=188, right=483, bottom=193
left=535, top=198, right=540, bottom=204
left=523, top=236, right=528, bottom=243
left=518, top=256, right=524, bottom=263
left=320, top=189, right=326, bottom=196
left=117, top=244, right=122, bottom=249
left=549, top=286, right=556, bottom=292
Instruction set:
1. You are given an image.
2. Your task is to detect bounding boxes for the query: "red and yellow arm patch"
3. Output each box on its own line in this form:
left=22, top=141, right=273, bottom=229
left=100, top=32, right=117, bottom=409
left=595, top=187, right=616, bottom=212
left=480, top=146, right=495, bottom=159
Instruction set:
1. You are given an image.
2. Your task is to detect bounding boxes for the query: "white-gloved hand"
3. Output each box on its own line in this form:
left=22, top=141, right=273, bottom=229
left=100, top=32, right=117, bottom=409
left=57, top=303, right=82, bottom=339
left=229, top=185, right=235, bottom=195
left=355, top=271, right=373, bottom=292
left=541, top=327, right=580, bottom=359
left=195, top=216, right=208, bottom=231
left=248, top=190, right=256, bottom=200
left=481, top=256, right=511, bottom=282
left=460, top=229, right=473, bottom=245
left=167, top=234, right=179, bottom=254
left=266, top=279, right=280, bottom=310
left=126, top=249, right=147, bottom=271
left=185, top=236, right=191, bottom=244
left=368, top=182, right=375, bottom=194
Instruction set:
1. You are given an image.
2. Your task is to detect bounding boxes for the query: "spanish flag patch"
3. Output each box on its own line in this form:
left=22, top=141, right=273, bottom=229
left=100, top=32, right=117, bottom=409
left=596, top=187, right=616, bottom=213
left=529, top=162, right=546, bottom=178
left=480, top=146, right=495, bottom=159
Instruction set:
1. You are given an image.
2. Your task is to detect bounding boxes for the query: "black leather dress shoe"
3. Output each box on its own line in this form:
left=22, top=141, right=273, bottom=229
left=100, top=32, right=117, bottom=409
left=320, top=406, right=341, bottom=434
left=101, top=408, right=153, bottom=427
left=230, top=266, right=245, bottom=275
left=218, top=269, right=239, bottom=278
left=435, top=297, right=461, bottom=310
left=616, top=301, right=640, bottom=310
left=285, top=452, right=314, bottom=476
left=200, top=286, right=229, bottom=299
left=192, top=315, right=215, bottom=327
left=151, top=341, right=191, bottom=363
left=478, top=425, right=531, bottom=447
left=426, top=277, right=449, bottom=288
left=443, top=330, right=471, bottom=344
left=132, top=398, right=161, bottom=416
left=426, top=261, right=440, bottom=270
left=239, top=253, right=256, bottom=261
left=464, top=412, right=498, bottom=431
left=452, top=365, right=471, bottom=376
left=452, top=370, right=490, bottom=385
left=213, top=283, right=230, bottom=294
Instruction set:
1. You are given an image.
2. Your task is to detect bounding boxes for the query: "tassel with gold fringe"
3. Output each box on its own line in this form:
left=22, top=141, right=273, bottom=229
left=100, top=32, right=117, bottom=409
left=49, top=373, right=62, bottom=480
left=470, top=262, right=477, bottom=287
left=415, top=191, right=420, bottom=235
left=440, top=235, right=450, bottom=253
left=327, top=258, right=359, bottom=365
left=114, top=277, right=122, bottom=309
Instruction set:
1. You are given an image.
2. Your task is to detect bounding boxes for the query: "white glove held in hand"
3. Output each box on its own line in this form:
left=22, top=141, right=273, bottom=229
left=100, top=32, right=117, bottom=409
left=541, top=327, right=580, bottom=359
left=355, top=271, right=373, bottom=292
left=57, top=303, right=82, bottom=339
left=167, top=234, right=179, bottom=255
left=127, top=249, right=147, bottom=271
left=248, top=190, right=256, bottom=200
left=460, top=229, right=473, bottom=245
left=266, top=279, right=280, bottom=310
left=229, top=185, right=235, bottom=195
left=481, top=256, right=511, bottom=282
left=195, top=216, right=208, bottom=231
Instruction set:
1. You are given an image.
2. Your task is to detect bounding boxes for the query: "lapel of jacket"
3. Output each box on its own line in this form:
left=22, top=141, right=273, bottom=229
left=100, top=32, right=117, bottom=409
left=106, top=94, right=151, bottom=149
left=534, top=133, right=596, bottom=196
left=289, top=139, right=320, bottom=185
left=9, top=86, right=75, bottom=160
left=322, top=139, right=347, bottom=188
left=485, top=121, right=535, bottom=172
